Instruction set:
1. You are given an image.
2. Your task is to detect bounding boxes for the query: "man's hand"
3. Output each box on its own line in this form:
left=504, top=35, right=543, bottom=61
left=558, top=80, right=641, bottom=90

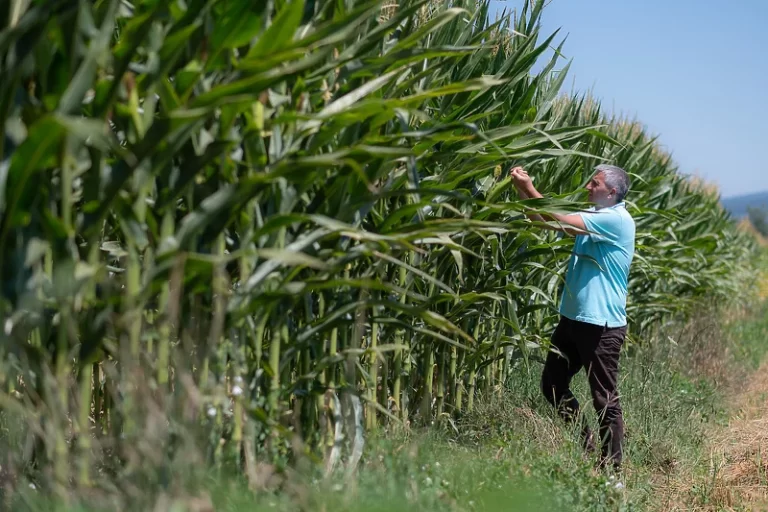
left=509, top=166, right=533, bottom=192
left=510, top=166, right=539, bottom=199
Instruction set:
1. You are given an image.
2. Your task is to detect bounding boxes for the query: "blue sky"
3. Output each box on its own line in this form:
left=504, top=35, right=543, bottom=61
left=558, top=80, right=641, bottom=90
left=490, top=0, right=768, bottom=198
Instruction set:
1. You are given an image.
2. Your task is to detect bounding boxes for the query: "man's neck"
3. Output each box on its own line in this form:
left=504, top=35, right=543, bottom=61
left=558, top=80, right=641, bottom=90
left=595, top=200, right=621, bottom=210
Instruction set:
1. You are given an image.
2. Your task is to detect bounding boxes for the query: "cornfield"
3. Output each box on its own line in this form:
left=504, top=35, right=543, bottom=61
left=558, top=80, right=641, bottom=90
left=0, top=0, right=759, bottom=501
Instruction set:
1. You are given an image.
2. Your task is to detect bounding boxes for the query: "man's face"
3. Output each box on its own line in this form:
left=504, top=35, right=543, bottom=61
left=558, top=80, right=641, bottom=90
left=586, top=172, right=617, bottom=208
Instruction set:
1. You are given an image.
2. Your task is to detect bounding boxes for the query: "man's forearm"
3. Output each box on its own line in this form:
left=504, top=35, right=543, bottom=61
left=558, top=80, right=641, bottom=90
left=524, top=184, right=588, bottom=235
left=514, top=186, right=547, bottom=222
left=510, top=168, right=587, bottom=235
left=520, top=184, right=552, bottom=223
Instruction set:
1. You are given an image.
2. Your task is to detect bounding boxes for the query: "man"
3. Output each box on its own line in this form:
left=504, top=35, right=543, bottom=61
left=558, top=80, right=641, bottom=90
left=509, top=164, right=635, bottom=471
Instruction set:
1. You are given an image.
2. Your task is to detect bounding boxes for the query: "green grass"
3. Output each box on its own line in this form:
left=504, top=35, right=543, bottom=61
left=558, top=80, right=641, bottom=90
left=11, top=302, right=768, bottom=512
left=729, top=311, right=768, bottom=371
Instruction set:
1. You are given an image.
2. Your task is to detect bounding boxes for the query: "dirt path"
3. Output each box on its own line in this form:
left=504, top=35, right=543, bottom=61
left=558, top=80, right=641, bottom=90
left=660, top=359, right=768, bottom=511
left=704, top=358, right=768, bottom=510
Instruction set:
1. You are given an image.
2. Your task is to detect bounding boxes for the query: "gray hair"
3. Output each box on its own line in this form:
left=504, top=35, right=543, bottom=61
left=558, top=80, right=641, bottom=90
left=594, top=164, right=631, bottom=202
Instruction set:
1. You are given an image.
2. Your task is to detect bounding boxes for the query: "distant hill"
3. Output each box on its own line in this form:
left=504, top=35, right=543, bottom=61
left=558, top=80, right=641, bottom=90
left=720, top=191, right=768, bottom=219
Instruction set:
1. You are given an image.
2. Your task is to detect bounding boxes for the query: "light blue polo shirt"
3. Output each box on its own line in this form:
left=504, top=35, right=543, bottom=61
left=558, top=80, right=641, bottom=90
left=559, top=202, right=635, bottom=328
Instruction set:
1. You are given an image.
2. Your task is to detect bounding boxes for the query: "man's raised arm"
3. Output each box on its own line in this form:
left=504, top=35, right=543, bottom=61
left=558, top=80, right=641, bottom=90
left=509, top=166, right=587, bottom=236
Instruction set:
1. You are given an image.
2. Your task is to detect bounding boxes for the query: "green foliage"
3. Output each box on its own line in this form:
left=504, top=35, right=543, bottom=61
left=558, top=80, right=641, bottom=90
left=15, top=304, right=768, bottom=512
left=0, top=0, right=760, bottom=503
left=747, top=206, right=768, bottom=237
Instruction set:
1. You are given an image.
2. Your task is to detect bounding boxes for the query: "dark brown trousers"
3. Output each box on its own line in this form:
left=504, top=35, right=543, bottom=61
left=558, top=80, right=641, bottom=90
left=541, top=316, right=627, bottom=468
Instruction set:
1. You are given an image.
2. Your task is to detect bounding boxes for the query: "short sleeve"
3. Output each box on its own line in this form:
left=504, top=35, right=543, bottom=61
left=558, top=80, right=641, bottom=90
left=578, top=209, right=623, bottom=244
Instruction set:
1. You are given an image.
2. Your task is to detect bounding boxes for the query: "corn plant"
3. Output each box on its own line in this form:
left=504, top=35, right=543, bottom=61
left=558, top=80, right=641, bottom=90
left=0, top=0, right=759, bottom=503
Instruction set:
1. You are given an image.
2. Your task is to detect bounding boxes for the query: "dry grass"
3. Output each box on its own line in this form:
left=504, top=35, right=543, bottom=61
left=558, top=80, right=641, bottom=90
left=646, top=305, right=768, bottom=511
left=704, top=359, right=768, bottom=510
left=454, top=393, right=563, bottom=452
left=657, top=356, right=768, bottom=511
